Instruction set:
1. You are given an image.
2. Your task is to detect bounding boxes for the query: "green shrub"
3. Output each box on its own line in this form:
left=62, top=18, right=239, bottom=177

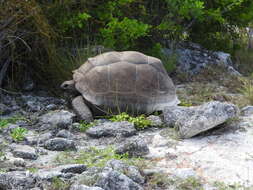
left=101, top=17, right=150, bottom=50
left=10, top=127, right=28, bottom=142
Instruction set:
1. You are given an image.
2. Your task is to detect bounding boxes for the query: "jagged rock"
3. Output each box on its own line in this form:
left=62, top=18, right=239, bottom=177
left=39, top=110, right=75, bottom=129
left=56, top=164, right=87, bottom=174
left=241, top=106, right=253, bottom=116
left=163, top=101, right=239, bottom=138
left=146, top=115, right=163, bottom=127
left=0, top=171, right=37, bottom=190
left=115, top=138, right=149, bottom=157
left=95, top=169, right=143, bottom=190
left=44, top=138, right=76, bottom=151
left=11, top=145, right=38, bottom=160
left=70, top=184, right=104, bottom=190
left=86, top=121, right=136, bottom=138
left=105, top=159, right=145, bottom=184
left=56, top=129, right=74, bottom=139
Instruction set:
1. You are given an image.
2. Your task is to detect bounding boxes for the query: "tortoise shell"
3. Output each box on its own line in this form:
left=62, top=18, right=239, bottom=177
left=72, top=51, right=179, bottom=114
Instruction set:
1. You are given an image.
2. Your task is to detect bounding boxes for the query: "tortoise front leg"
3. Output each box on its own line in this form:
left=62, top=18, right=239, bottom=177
left=72, top=96, right=93, bottom=122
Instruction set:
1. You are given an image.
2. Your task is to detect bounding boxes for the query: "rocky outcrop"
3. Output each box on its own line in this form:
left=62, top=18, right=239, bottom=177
left=163, top=101, right=239, bottom=138
left=163, top=42, right=241, bottom=76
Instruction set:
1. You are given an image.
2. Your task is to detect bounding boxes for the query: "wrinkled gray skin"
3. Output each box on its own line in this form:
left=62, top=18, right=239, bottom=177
left=61, top=80, right=94, bottom=122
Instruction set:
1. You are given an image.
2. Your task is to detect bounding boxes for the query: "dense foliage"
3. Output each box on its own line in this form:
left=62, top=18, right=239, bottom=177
left=1, top=0, right=253, bottom=88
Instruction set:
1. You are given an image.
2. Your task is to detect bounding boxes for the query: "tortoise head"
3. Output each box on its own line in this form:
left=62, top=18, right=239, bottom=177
left=61, top=80, right=76, bottom=91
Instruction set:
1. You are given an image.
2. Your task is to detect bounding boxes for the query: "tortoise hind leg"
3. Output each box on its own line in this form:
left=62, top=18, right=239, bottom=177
left=72, top=96, right=93, bottom=122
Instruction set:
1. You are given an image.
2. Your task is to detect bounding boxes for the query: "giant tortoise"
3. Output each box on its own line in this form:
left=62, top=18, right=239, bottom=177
left=61, top=51, right=179, bottom=122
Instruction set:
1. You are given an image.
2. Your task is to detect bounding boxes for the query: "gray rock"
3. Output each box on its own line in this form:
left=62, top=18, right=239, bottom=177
left=0, top=171, right=37, bottom=190
left=70, top=184, right=104, bottom=190
left=21, top=95, right=66, bottom=112
left=39, top=110, right=75, bottom=129
left=95, top=169, right=143, bottom=190
left=105, top=159, right=145, bottom=184
left=163, top=101, right=239, bottom=138
left=26, top=132, right=53, bottom=146
left=12, top=145, right=38, bottom=160
left=86, top=121, right=136, bottom=138
left=57, top=164, right=87, bottom=174
left=241, top=106, right=253, bottom=116
left=56, top=129, right=74, bottom=139
left=115, top=138, right=149, bottom=157
left=163, top=42, right=241, bottom=76
left=146, top=115, right=163, bottom=127
left=34, top=170, right=73, bottom=181
left=44, top=138, right=76, bottom=151
left=74, top=167, right=102, bottom=187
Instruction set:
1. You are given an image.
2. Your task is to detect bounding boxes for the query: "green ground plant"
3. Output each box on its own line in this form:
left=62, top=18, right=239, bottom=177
left=55, top=146, right=140, bottom=168
left=76, top=121, right=98, bottom=132
left=10, top=127, right=28, bottom=142
left=0, top=117, right=26, bottom=132
left=110, top=112, right=152, bottom=130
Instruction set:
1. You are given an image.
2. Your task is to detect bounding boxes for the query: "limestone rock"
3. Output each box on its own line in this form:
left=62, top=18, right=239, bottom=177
left=39, top=110, right=75, bottom=129
left=163, top=101, right=239, bottom=138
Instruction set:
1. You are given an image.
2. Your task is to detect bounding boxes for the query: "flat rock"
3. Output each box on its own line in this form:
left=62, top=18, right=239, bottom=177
left=241, top=106, right=253, bottom=116
left=86, top=121, right=136, bottom=138
left=39, top=110, right=75, bottom=129
left=115, top=138, right=149, bottom=157
left=163, top=101, right=239, bottom=138
left=11, top=145, right=38, bottom=160
left=0, top=171, right=37, bottom=190
left=44, top=138, right=76, bottom=151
